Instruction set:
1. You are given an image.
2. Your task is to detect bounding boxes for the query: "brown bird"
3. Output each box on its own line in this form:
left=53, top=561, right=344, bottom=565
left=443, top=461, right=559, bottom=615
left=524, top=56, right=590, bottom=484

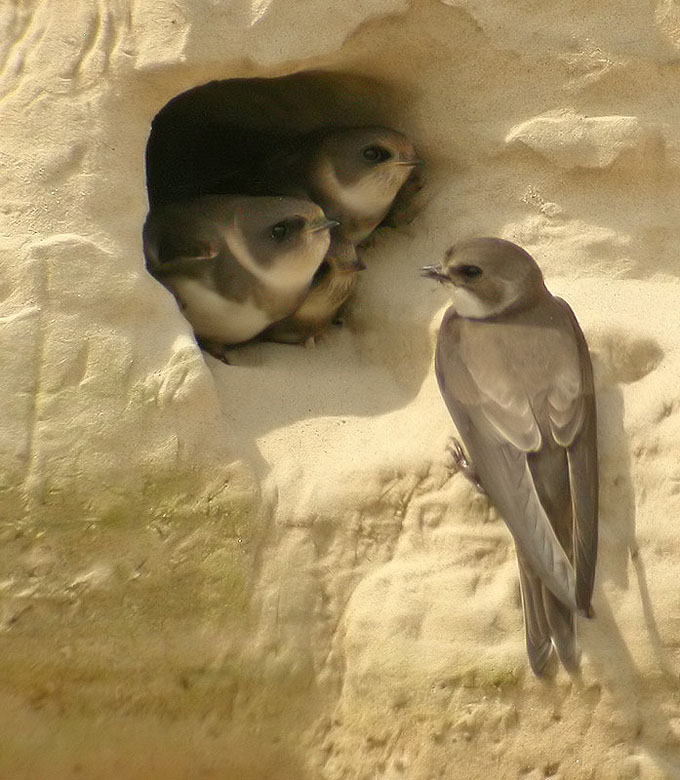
left=297, top=126, right=421, bottom=244
left=261, top=237, right=364, bottom=344
left=143, top=194, right=335, bottom=360
left=255, top=126, right=420, bottom=343
left=423, top=238, right=598, bottom=675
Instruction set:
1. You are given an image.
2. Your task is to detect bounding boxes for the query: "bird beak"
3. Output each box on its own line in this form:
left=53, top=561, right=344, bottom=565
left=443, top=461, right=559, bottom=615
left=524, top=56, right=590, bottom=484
left=394, top=157, right=423, bottom=167
left=421, top=265, right=449, bottom=283
left=308, top=218, right=340, bottom=233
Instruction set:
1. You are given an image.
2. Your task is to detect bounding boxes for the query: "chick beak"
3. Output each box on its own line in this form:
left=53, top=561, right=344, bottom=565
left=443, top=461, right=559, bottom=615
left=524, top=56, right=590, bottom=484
left=394, top=157, right=423, bottom=167
left=308, top=218, right=340, bottom=233
left=421, top=265, right=449, bottom=283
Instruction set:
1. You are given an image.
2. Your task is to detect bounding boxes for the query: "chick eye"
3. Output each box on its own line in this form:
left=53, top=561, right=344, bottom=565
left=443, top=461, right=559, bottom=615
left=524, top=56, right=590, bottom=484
left=270, top=217, right=308, bottom=242
left=270, top=222, right=289, bottom=241
left=362, top=145, right=392, bottom=163
left=458, top=264, right=483, bottom=279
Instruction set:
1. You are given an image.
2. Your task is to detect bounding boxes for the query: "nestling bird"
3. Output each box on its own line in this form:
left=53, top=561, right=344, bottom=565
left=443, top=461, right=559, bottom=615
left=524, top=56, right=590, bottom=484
left=250, top=126, right=421, bottom=342
left=261, top=237, right=364, bottom=344
left=143, top=195, right=336, bottom=360
left=293, top=126, right=421, bottom=244
left=423, top=238, right=598, bottom=675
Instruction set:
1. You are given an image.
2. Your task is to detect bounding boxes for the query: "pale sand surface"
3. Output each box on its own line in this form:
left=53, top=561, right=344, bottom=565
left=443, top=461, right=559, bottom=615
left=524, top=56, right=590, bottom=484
left=1, top=1, right=680, bottom=778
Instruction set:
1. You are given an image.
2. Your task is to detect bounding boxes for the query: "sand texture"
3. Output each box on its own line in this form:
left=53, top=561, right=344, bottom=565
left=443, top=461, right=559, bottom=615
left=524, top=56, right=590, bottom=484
left=1, top=0, right=680, bottom=777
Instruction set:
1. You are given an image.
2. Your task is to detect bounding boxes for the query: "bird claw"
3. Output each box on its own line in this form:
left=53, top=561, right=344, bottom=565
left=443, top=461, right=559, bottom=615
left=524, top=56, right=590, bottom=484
left=197, top=338, right=231, bottom=364
left=445, top=437, right=467, bottom=468
left=446, top=437, right=485, bottom=494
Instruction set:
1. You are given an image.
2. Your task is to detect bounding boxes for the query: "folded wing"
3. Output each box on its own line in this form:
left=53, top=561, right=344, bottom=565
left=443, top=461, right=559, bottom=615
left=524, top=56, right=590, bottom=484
left=435, top=307, right=597, bottom=613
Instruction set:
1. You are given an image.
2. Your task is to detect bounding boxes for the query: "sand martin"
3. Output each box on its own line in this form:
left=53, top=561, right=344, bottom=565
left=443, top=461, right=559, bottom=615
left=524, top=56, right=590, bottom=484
left=423, top=238, right=598, bottom=674
left=251, top=126, right=420, bottom=338
left=143, top=194, right=335, bottom=360
left=261, top=236, right=365, bottom=344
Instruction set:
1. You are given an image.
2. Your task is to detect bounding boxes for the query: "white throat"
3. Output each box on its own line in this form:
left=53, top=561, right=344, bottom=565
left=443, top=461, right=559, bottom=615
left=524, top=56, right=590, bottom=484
left=452, top=282, right=518, bottom=320
left=317, top=157, right=396, bottom=216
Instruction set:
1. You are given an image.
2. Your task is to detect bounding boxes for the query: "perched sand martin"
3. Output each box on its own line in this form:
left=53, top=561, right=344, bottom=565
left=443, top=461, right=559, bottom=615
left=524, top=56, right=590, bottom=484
left=423, top=238, right=598, bottom=675
left=143, top=195, right=335, bottom=360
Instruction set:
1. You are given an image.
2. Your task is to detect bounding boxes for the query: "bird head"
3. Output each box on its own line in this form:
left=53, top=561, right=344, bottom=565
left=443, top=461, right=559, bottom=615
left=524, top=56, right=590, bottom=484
left=229, top=196, right=336, bottom=289
left=421, top=238, right=547, bottom=319
left=311, top=126, right=421, bottom=214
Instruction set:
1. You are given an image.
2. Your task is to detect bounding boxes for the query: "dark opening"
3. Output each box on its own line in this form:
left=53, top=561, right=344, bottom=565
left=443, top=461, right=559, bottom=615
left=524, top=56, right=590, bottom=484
left=145, top=71, right=405, bottom=208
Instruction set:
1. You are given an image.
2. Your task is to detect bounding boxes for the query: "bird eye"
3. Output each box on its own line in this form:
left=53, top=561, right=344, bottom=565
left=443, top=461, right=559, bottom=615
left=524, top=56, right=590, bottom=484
left=270, top=217, right=308, bottom=242
left=457, top=264, right=483, bottom=279
left=270, top=222, right=289, bottom=241
left=362, top=145, right=392, bottom=163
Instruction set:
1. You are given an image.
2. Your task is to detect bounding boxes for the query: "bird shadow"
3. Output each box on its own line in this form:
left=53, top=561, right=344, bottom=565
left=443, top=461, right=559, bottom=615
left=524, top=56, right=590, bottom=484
left=579, top=368, right=678, bottom=765
left=207, top=260, right=436, bottom=476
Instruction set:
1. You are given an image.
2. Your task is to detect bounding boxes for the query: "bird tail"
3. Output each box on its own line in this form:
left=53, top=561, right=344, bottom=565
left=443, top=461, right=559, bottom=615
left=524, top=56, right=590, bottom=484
left=518, top=559, right=579, bottom=675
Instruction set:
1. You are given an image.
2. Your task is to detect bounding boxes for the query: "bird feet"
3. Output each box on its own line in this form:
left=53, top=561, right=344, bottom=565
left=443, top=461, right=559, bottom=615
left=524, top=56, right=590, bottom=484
left=446, top=437, right=485, bottom=494
left=197, top=338, right=231, bottom=364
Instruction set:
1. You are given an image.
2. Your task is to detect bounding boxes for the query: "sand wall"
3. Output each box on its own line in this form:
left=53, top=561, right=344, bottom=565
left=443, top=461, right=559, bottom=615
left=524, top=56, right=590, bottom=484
left=2, top=0, right=680, bottom=777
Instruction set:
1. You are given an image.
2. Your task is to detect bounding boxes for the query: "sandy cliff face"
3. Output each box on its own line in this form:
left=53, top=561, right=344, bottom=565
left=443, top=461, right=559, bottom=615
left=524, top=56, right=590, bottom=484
left=1, top=0, right=680, bottom=777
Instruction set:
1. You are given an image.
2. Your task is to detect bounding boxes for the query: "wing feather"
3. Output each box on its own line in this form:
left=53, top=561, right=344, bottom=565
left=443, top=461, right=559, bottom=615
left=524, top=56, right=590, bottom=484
left=555, top=298, right=599, bottom=615
left=435, top=312, right=578, bottom=610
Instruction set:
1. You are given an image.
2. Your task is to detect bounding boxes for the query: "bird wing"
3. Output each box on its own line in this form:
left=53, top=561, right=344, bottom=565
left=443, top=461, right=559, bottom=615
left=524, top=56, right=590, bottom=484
left=463, top=349, right=543, bottom=452
left=554, top=297, right=599, bottom=615
left=435, top=310, right=579, bottom=611
left=143, top=203, right=220, bottom=273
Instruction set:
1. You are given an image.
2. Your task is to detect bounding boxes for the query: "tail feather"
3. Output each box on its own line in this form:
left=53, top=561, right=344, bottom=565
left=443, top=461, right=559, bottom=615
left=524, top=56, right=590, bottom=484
left=542, top=585, right=579, bottom=673
left=519, top=562, right=553, bottom=675
left=519, top=558, right=579, bottom=675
